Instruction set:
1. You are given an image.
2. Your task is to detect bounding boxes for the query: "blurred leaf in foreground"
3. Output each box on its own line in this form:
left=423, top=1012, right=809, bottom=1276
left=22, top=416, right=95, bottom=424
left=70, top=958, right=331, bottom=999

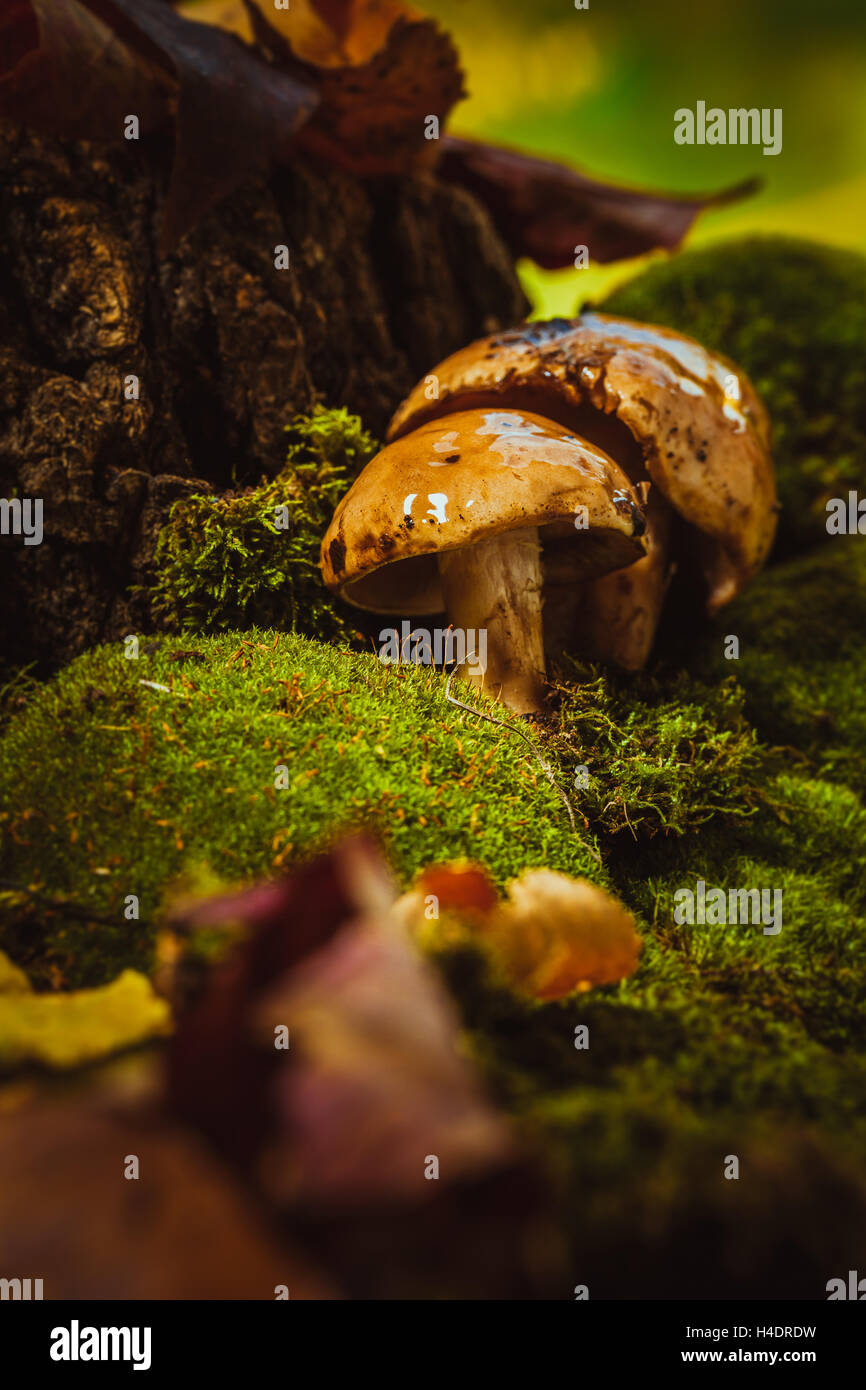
left=0, top=965, right=171, bottom=1070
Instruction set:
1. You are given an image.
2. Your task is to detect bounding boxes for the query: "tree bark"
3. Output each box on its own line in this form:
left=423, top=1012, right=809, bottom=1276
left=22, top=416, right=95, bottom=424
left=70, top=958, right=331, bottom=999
left=0, top=122, right=527, bottom=671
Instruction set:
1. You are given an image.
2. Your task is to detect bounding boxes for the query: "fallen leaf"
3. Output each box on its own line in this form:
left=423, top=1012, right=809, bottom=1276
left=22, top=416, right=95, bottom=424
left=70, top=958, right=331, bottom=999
left=0, top=0, right=172, bottom=140
left=438, top=134, right=760, bottom=269
left=1, top=1, right=724, bottom=264
left=166, top=836, right=397, bottom=1164
left=491, top=870, right=643, bottom=999
left=0, top=0, right=319, bottom=249
left=0, top=1090, right=337, bottom=1297
left=0, top=968, right=171, bottom=1069
left=255, top=916, right=515, bottom=1205
left=167, top=836, right=516, bottom=1199
left=0, top=950, right=31, bottom=995
left=242, top=0, right=464, bottom=174
left=410, top=861, right=499, bottom=916
left=162, top=837, right=564, bottom=1297
left=396, top=863, right=643, bottom=999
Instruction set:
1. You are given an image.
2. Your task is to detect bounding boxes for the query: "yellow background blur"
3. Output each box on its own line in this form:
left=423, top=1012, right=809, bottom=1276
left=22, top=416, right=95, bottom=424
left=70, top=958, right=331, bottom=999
left=425, top=0, right=866, bottom=315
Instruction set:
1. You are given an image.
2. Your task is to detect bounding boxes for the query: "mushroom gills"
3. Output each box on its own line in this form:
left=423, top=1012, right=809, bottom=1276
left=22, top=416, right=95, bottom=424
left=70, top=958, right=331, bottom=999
left=437, top=527, right=546, bottom=715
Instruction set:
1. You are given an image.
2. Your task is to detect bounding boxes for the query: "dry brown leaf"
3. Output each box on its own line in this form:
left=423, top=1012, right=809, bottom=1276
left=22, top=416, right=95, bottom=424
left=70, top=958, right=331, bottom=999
left=182, top=0, right=420, bottom=67
left=0, top=0, right=319, bottom=249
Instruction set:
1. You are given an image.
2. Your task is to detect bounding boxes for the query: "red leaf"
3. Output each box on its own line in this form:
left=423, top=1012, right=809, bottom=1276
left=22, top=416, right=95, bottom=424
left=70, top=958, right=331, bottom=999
left=438, top=134, right=760, bottom=269
left=414, top=861, right=499, bottom=916
left=167, top=837, right=515, bottom=1202
left=301, top=16, right=463, bottom=174
left=310, top=0, right=355, bottom=46
left=256, top=914, right=515, bottom=1206
left=165, top=836, right=397, bottom=1165
left=91, top=0, right=320, bottom=249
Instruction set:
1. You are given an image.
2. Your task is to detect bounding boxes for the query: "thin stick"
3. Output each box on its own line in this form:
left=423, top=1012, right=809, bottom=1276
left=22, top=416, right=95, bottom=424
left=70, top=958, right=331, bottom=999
left=138, top=679, right=189, bottom=700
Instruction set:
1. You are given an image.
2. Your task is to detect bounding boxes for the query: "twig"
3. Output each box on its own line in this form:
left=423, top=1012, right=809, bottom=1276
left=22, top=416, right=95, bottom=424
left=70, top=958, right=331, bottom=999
left=138, top=679, right=189, bottom=700
left=0, top=880, right=139, bottom=928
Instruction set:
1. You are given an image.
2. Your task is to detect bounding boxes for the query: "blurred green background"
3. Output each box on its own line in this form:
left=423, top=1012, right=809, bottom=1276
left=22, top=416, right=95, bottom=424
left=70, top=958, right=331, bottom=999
left=425, top=0, right=866, bottom=315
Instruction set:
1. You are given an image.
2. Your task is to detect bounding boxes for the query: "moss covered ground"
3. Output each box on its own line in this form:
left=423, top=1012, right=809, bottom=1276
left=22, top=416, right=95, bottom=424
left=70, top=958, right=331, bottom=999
left=0, top=633, right=602, bottom=988
left=3, top=237, right=866, bottom=1293
left=3, top=531, right=866, bottom=1289
left=150, top=406, right=378, bottom=640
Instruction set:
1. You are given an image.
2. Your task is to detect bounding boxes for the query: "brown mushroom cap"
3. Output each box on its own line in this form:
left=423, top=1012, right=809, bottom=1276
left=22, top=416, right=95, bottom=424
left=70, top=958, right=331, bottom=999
left=321, top=407, right=648, bottom=613
left=387, top=313, right=776, bottom=612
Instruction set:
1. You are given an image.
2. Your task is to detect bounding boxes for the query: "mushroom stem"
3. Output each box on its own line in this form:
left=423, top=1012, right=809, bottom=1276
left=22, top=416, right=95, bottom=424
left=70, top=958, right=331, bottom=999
left=577, top=489, right=673, bottom=669
left=437, top=526, right=546, bottom=714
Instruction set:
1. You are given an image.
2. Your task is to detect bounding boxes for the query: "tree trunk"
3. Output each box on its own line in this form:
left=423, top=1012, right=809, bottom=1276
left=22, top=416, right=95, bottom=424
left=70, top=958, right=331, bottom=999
left=0, top=122, right=527, bottom=672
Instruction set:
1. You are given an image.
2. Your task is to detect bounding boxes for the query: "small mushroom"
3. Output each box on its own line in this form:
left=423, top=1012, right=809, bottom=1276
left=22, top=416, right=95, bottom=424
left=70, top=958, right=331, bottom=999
left=387, top=312, right=777, bottom=666
left=320, top=407, right=648, bottom=712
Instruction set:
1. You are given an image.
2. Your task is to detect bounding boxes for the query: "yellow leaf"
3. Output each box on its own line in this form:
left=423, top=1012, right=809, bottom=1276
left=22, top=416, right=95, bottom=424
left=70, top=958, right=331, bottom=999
left=0, top=951, right=31, bottom=995
left=0, top=970, right=171, bottom=1070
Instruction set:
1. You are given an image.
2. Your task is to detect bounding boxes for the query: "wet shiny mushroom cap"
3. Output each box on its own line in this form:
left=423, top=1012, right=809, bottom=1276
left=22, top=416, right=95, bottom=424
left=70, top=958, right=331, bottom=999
left=320, top=406, right=648, bottom=612
left=387, top=312, right=777, bottom=611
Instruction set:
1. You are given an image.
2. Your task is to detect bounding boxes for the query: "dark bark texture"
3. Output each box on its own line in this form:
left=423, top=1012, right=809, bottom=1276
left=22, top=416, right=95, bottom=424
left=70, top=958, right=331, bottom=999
left=0, top=122, right=527, bottom=671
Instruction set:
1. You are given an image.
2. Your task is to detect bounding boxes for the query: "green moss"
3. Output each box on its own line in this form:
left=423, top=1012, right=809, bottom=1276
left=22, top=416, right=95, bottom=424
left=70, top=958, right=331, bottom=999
left=0, top=663, right=38, bottom=733
left=4, top=484, right=866, bottom=1283
left=437, top=748, right=866, bottom=1287
left=281, top=405, right=380, bottom=477
left=602, top=236, right=866, bottom=555
left=688, top=538, right=866, bottom=796
left=149, top=406, right=378, bottom=639
left=431, top=536, right=866, bottom=1284
left=0, top=632, right=600, bottom=988
left=548, top=662, right=769, bottom=839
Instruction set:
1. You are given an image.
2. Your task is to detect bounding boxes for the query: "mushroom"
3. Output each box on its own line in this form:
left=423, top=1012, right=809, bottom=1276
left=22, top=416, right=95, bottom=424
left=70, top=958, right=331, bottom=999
left=387, top=312, right=777, bottom=668
left=320, top=407, right=648, bottom=712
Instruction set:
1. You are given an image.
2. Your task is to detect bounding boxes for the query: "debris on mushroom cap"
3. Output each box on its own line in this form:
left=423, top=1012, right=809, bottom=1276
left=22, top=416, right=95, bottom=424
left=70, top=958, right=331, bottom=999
left=387, top=312, right=777, bottom=613
left=319, top=406, right=647, bottom=611
left=394, top=862, right=642, bottom=1001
